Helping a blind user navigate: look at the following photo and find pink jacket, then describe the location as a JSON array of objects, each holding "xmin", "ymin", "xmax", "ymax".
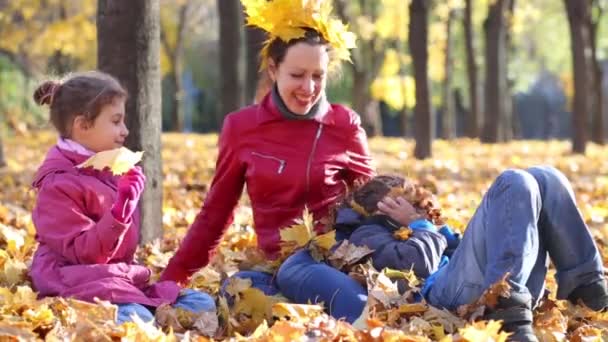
[{"xmin": 30, "ymin": 146, "xmax": 180, "ymax": 306}]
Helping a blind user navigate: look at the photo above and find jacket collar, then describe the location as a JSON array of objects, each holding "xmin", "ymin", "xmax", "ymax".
[
  {"xmin": 32, "ymin": 146, "xmax": 116, "ymax": 189},
  {"xmin": 256, "ymin": 91, "xmax": 334, "ymax": 126}
]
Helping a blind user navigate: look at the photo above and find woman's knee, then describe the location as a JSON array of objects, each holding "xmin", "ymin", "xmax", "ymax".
[
  {"xmin": 526, "ymin": 165, "xmax": 573, "ymax": 193},
  {"xmin": 276, "ymin": 250, "xmax": 314, "ymax": 290},
  {"xmin": 116, "ymin": 303, "xmax": 155, "ymax": 324},
  {"xmin": 174, "ymin": 289, "xmax": 216, "ymax": 313},
  {"xmin": 493, "ymin": 169, "xmax": 540, "ymax": 199}
]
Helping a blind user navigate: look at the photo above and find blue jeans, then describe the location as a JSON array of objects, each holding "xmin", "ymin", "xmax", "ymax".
[
  {"xmin": 116, "ymin": 289, "xmax": 216, "ymax": 324},
  {"xmin": 220, "ymin": 270, "xmax": 281, "ymax": 303},
  {"xmin": 276, "ymin": 249, "xmax": 367, "ymax": 323},
  {"xmin": 427, "ymin": 166, "xmax": 604, "ymax": 310}
]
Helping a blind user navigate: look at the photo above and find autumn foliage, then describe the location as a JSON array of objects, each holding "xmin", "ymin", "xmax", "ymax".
[{"xmin": 1, "ymin": 131, "xmax": 608, "ymax": 341}]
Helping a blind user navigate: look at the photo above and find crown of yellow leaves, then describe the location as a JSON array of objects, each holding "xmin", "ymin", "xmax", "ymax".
[{"xmin": 241, "ymin": 0, "xmax": 357, "ymax": 70}]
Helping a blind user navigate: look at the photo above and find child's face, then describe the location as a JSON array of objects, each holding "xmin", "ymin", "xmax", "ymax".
[{"xmin": 75, "ymin": 97, "xmax": 128, "ymax": 152}]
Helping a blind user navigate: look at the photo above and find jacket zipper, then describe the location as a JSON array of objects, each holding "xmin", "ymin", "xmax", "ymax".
[
  {"xmin": 251, "ymin": 152, "xmax": 286, "ymax": 174},
  {"xmin": 305, "ymin": 123, "xmax": 323, "ymax": 203}
]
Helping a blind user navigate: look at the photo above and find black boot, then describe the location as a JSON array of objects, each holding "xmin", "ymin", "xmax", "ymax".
[
  {"xmin": 567, "ymin": 279, "xmax": 608, "ymax": 311},
  {"xmin": 483, "ymin": 293, "xmax": 539, "ymax": 342}
]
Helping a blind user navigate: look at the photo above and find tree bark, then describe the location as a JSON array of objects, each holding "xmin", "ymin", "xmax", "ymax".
[
  {"xmin": 463, "ymin": 0, "xmax": 479, "ymax": 138},
  {"xmin": 334, "ymin": 0, "xmax": 384, "ymax": 137},
  {"xmin": 441, "ymin": 8, "xmax": 456, "ymax": 140},
  {"xmin": 160, "ymin": 3, "xmax": 189, "ymax": 132},
  {"xmin": 245, "ymin": 26, "xmax": 266, "ymax": 103},
  {"xmin": 481, "ymin": 0, "xmax": 509, "ymax": 143},
  {"xmin": 0, "ymin": 135, "xmax": 6, "ymax": 168},
  {"xmin": 409, "ymin": 0, "xmax": 433, "ymax": 159},
  {"xmin": 97, "ymin": 0, "xmax": 163, "ymax": 243},
  {"xmin": 564, "ymin": 0, "xmax": 592, "ymax": 153},
  {"xmin": 589, "ymin": 0, "xmax": 604, "ymax": 145},
  {"xmin": 217, "ymin": 0, "xmax": 243, "ymax": 124}
]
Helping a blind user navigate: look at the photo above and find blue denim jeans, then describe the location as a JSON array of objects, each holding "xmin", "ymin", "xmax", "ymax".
[
  {"xmin": 220, "ymin": 270, "xmax": 281, "ymax": 304},
  {"xmin": 427, "ymin": 166, "xmax": 604, "ymax": 310},
  {"xmin": 116, "ymin": 289, "xmax": 216, "ymax": 324},
  {"xmin": 276, "ymin": 249, "xmax": 367, "ymax": 323}
]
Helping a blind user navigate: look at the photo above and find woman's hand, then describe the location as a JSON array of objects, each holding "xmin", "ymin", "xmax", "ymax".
[{"xmin": 377, "ymin": 196, "xmax": 423, "ymax": 227}]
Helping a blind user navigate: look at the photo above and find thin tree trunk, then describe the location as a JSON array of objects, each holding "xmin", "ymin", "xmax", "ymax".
[
  {"xmin": 409, "ymin": 0, "xmax": 433, "ymax": 159},
  {"xmin": 97, "ymin": 0, "xmax": 163, "ymax": 243},
  {"xmin": 160, "ymin": 3, "xmax": 188, "ymax": 132},
  {"xmin": 0, "ymin": 135, "xmax": 6, "ymax": 168},
  {"xmin": 589, "ymin": 1, "xmax": 604, "ymax": 144},
  {"xmin": 501, "ymin": 0, "xmax": 516, "ymax": 142},
  {"xmin": 245, "ymin": 26, "xmax": 266, "ymax": 103},
  {"xmin": 463, "ymin": 0, "xmax": 479, "ymax": 138},
  {"xmin": 481, "ymin": 0, "xmax": 508, "ymax": 143},
  {"xmin": 217, "ymin": 0, "xmax": 243, "ymax": 124},
  {"xmin": 441, "ymin": 8, "xmax": 456, "ymax": 140},
  {"xmin": 564, "ymin": 0, "xmax": 591, "ymax": 153},
  {"xmin": 334, "ymin": 0, "xmax": 384, "ymax": 137}
]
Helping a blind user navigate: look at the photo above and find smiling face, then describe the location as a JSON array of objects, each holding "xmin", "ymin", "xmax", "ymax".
[
  {"xmin": 269, "ymin": 42, "xmax": 329, "ymax": 115},
  {"xmin": 72, "ymin": 97, "xmax": 129, "ymax": 152}
]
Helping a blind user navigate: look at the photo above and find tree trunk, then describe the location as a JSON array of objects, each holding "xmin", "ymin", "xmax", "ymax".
[
  {"xmin": 97, "ymin": 0, "xmax": 163, "ymax": 243},
  {"xmin": 501, "ymin": 0, "xmax": 516, "ymax": 142},
  {"xmin": 334, "ymin": 0, "xmax": 383, "ymax": 137},
  {"xmin": 564, "ymin": 0, "xmax": 591, "ymax": 153},
  {"xmin": 589, "ymin": 2, "xmax": 604, "ymax": 145},
  {"xmin": 163, "ymin": 4, "xmax": 189, "ymax": 132},
  {"xmin": 245, "ymin": 26, "xmax": 266, "ymax": 103},
  {"xmin": 217, "ymin": 0, "xmax": 243, "ymax": 124},
  {"xmin": 463, "ymin": 0, "xmax": 479, "ymax": 138},
  {"xmin": 409, "ymin": 0, "xmax": 433, "ymax": 159},
  {"xmin": 441, "ymin": 8, "xmax": 456, "ymax": 140},
  {"xmin": 481, "ymin": 0, "xmax": 509, "ymax": 143},
  {"xmin": 0, "ymin": 135, "xmax": 6, "ymax": 168}
]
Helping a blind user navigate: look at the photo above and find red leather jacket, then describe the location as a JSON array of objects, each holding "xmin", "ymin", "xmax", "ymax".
[{"xmin": 161, "ymin": 94, "xmax": 375, "ymax": 282}]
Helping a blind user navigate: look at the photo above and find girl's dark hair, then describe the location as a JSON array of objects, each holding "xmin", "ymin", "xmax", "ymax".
[
  {"xmin": 33, "ymin": 71, "xmax": 128, "ymax": 137},
  {"xmin": 351, "ymin": 175, "xmax": 446, "ymax": 225}
]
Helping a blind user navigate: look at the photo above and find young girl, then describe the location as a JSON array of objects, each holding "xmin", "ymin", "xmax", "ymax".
[{"xmin": 30, "ymin": 71, "xmax": 215, "ymax": 325}]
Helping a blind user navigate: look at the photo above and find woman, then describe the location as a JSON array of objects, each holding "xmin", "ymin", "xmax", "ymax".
[{"xmin": 161, "ymin": 0, "xmax": 374, "ymax": 295}]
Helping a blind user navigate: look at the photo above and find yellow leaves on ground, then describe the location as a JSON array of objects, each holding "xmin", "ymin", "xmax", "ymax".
[
  {"xmin": 457, "ymin": 320, "xmax": 510, "ymax": 342},
  {"xmin": 271, "ymin": 302, "xmax": 324, "ymax": 322},
  {"xmin": 3, "ymin": 132, "xmax": 608, "ymax": 340},
  {"xmin": 279, "ymin": 208, "xmax": 336, "ymax": 261},
  {"xmin": 77, "ymin": 147, "xmax": 144, "ymax": 175}
]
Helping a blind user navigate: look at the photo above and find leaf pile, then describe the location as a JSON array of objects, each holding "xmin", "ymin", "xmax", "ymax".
[{"xmin": 1, "ymin": 131, "xmax": 608, "ymax": 340}]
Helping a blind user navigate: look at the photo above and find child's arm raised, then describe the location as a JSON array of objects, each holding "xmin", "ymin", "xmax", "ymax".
[{"xmin": 33, "ymin": 169, "xmax": 144, "ymax": 265}]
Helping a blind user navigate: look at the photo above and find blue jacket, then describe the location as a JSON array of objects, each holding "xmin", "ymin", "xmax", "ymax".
[{"xmin": 336, "ymin": 208, "xmax": 460, "ymax": 280}]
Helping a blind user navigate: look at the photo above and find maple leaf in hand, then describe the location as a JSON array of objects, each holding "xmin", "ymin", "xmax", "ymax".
[{"xmin": 77, "ymin": 147, "xmax": 143, "ymax": 175}]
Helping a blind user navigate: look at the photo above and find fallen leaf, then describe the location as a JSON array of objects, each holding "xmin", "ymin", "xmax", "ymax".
[{"xmin": 77, "ymin": 147, "xmax": 143, "ymax": 175}]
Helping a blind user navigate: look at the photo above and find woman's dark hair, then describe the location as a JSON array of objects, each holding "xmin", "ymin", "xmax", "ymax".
[
  {"xmin": 33, "ymin": 71, "xmax": 128, "ymax": 137},
  {"xmin": 266, "ymin": 28, "xmax": 331, "ymax": 67}
]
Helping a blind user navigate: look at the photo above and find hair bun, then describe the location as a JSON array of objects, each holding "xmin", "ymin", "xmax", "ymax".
[{"xmin": 33, "ymin": 81, "xmax": 61, "ymax": 106}]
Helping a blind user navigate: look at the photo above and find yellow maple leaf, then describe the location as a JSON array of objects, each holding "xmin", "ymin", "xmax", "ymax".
[
  {"xmin": 313, "ymin": 230, "xmax": 336, "ymax": 250},
  {"xmin": 77, "ymin": 147, "xmax": 143, "ymax": 175},
  {"xmin": 458, "ymin": 320, "xmax": 510, "ymax": 342},
  {"xmin": 271, "ymin": 303, "xmax": 324, "ymax": 322},
  {"xmin": 393, "ymin": 227, "xmax": 413, "ymax": 240}
]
